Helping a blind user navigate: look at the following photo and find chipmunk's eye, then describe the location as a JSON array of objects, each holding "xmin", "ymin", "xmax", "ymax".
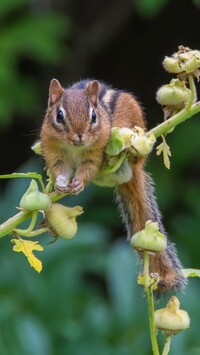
[
  {"xmin": 56, "ymin": 110, "xmax": 64, "ymax": 124},
  {"xmin": 91, "ymin": 109, "xmax": 97, "ymax": 124}
]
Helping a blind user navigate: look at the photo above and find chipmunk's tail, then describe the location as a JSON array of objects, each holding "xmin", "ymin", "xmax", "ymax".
[{"xmin": 116, "ymin": 162, "xmax": 187, "ymax": 294}]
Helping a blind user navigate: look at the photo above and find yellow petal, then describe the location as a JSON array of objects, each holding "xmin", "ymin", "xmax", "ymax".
[{"xmin": 11, "ymin": 238, "xmax": 43, "ymax": 273}]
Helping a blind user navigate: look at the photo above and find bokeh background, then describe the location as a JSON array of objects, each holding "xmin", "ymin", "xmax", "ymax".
[{"xmin": 0, "ymin": 0, "xmax": 200, "ymax": 354}]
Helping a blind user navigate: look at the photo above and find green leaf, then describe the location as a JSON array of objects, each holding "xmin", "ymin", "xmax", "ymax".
[
  {"xmin": 106, "ymin": 128, "xmax": 125, "ymax": 156},
  {"xmin": 182, "ymin": 268, "xmax": 200, "ymax": 278},
  {"xmin": 156, "ymin": 135, "xmax": 171, "ymax": 169}
]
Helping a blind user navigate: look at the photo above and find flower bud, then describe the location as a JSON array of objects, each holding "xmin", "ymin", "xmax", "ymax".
[
  {"xmin": 156, "ymin": 79, "xmax": 190, "ymax": 106},
  {"xmin": 45, "ymin": 203, "xmax": 83, "ymax": 240},
  {"xmin": 106, "ymin": 127, "xmax": 134, "ymax": 156},
  {"xmin": 20, "ymin": 180, "xmax": 51, "ymax": 211},
  {"xmin": 31, "ymin": 141, "xmax": 42, "ymax": 155},
  {"xmin": 131, "ymin": 127, "xmax": 156, "ymax": 156},
  {"xmin": 185, "ymin": 55, "xmax": 200, "ymax": 74},
  {"xmin": 155, "ymin": 296, "xmax": 190, "ymax": 335},
  {"xmin": 163, "ymin": 46, "xmax": 200, "ymax": 78},
  {"xmin": 130, "ymin": 220, "xmax": 167, "ymax": 253},
  {"xmin": 162, "ymin": 56, "xmax": 182, "ymax": 74}
]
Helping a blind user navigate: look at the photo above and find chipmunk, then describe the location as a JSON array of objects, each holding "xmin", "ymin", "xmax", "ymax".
[{"xmin": 40, "ymin": 78, "xmax": 186, "ymax": 294}]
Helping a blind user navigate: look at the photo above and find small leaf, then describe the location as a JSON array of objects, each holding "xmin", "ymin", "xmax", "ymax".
[
  {"xmin": 156, "ymin": 135, "xmax": 171, "ymax": 169},
  {"xmin": 11, "ymin": 238, "xmax": 43, "ymax": 273},
  {"xmin": 182, "ymin": 268, "xmax": 200, "ymax": 278}
]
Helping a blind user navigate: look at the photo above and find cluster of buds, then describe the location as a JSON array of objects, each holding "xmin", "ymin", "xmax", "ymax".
[
  {"xmin": 19, "ymin": 179, "xmax": 83, "ymax": 240},
  {"xmin": 163, "ymin": 45, "xmax": 200, "ymax": 79},
  {"xmin": 156, "ymin": 46, "xmax": 200, "ymax": 120},
  {"xmin": 106, "ymin": 127, "xmax": 155, "ymax": 158}
]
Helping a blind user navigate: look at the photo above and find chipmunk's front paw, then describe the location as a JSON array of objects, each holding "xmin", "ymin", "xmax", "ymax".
[
  {"xmin": 55, "ymin": 175, "xmax": 71, "ymax": 193},
  {"xmin": 70, "ymin": 177, "xmax": 84, "ymax": 195}
]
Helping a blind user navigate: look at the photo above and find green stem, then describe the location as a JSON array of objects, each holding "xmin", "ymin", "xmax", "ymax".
[
  {"xmin": 0, "ymin": 211, "xmax": 31, "ymax": 238},
  {"xmin": 162, "ymin": 336, "xmax": 172, "ymax": 355},
  {"xmin": 0, "ymin": 173, "xmax": 45, "ymax": 192},
  {"xmin": 143, "ymin": 251, "xmax": 160, "ymax": 355},
  {"xmin": 14, "ymin": 210, "xmax": 38, "ymax": 236},
  {"xmin": 143, "ymin": 252, "xmax": 150, "ymax": 289},
  {"xmin": 147, "ymin": 101, "xmax": 200, "ymax": 138},
  {"xmin": 187, "ymin": 75, "xmax": 197, "ymax": 108},
  {"xmin": 20, "ymin": 227, "xmax": 49, "ymax": 237}
]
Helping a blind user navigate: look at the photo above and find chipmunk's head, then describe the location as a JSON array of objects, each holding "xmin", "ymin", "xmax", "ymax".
[{"xmin": 43, "ymin": 78, "xmax": 109, "ymax": 149}]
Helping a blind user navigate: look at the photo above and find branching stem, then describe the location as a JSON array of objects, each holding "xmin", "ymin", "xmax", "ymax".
[
  {"xmin": 147, "ymin": 101, "xmax": 200, "ymax": 138},
  {"xmin": 143, "ymin": 251, "xmax": 160, "ymax": 355}
]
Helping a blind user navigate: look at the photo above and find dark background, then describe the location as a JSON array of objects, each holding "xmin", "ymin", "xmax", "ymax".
[{"xmin": 0, "ymin": 0, "xmax": 200, "ymax": 354}]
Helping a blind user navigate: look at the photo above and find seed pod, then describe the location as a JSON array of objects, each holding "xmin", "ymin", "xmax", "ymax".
[
  {"xmin": 20, "ymin": 180, "xmax": 51, "ymax": 211},
  {"xmin": 45, "ymin": 203, "xmax": 83, "ymax": 240},
  {"xmin": 156, "ymin": 79, "xmax": 190, "ymax": 106},
  {"xmin": 155, "ymin": 296, "xmax": 190, "ymax": 335},
  {"xmin": 130, "ymin": 220, "xmax": 167, "ymax": 253}
]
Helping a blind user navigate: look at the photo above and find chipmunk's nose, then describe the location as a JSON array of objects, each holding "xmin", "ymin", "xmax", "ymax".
[{"xmin": 72, "ymin": 133, "xmax": 84, "ymax": 145}]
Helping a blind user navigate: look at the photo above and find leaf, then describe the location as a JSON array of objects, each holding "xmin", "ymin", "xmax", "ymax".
[
  {"xmin": 182, "ymin": 268, "xmax": 200, "ymax": 278},
  {"xmin": 11, "ymin": 238, "xmax": 43, "ymax": 273},
  {"xmin": 156, "ymin": 135, "xmax": 171, "ymax": 169}
]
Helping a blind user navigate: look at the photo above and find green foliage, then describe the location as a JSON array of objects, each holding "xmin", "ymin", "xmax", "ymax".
[
  {"xmin": 0, "ymin": 0, "xmax": 69, "ymax": 127},
  {"xmin": 133, "ymin": 0, "xmax": 170, "ymax": 18},
  {"xmin": 0, "ymin": 157, "xmax": 200, "ymax": 354}
]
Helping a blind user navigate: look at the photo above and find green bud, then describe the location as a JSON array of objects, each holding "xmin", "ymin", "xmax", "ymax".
[
  {"xmin": 31, "ymin": 141, "xmax": 42, "ymax": 155},
  {"xmin": 45, "ymin": 203, "xmax": 83, "ymax": 240},
  {"xmin": 20, "ymin": 180, "xmax": 51, "ymax": 211},
  {"xmin": 106, "ymin": 127, "xmax": 134, "ymax": 156},
  {"xmin": 155, "ymin": 296, "xmax": 190, "ymax": 335},
  {"xmin": 130, "ymin": 220, "xmax": 167, "ymax": 253},
  {"xmin": 131, "ymin": 127, "xmax": 156, "ymax": 156},
  {"xmin": 156, "ymin": 79, "xmax": 190, "ymax": 106},
  {"xmin": 162, "ymin": 56, "xmax": 182, "ymax": 74},
  {"xmin": 185, "ymin": 55, "xmax": 200, "ymax": 74}
]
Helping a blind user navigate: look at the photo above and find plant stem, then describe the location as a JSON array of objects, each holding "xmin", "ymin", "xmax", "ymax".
[
  {"xmin": 143, "ymin": 251, "xmax": 160, "ymax": 355},
  {"xmin": 20, "ymin": 227, "xmax": 49, "ymax": 237},
  {"xmin": 0, "ymin": 173, "xmax": 45, "ymax": 191},
  {"xmin": 187, "ymin": 75, "xmax": 197, "ymax": 108},
  {"xmin": 0, "ymin": 211, "xmax": 31, "ymax": 238},
  {"xmin": 147, "ymin": 101, "xmax": 200, "ymax": 138},
  {"xmin": 162, "ymin": 336, "xmax": 172, "ymax": 355},
  {"xmin": 14, "ymin": 210, "xmax": 38, "ymax": 236}
]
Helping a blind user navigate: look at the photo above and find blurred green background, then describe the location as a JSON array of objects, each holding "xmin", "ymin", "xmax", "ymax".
[{"xmin": 0, "ymin": 0, "xmax": 200, "ymax": 354}]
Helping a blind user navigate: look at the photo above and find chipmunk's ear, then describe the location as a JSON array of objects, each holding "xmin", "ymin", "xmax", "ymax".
[
  {"xmin": 86, "ymin": 80, "xmax": 99, "ymax": 107},
  {"xmin": 48, "ymin": 79, "xmax": 65, "ymax": 106}
]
